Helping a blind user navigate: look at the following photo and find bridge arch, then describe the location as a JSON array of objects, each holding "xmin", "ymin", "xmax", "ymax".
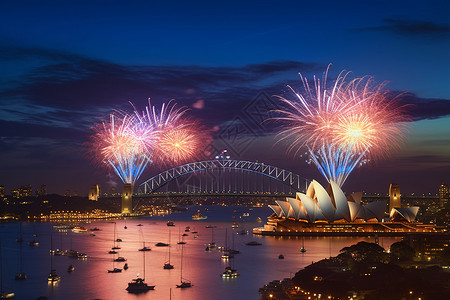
[{"xmin": 138, "ymin": 159, "xmax": 309, "ymax": 194}]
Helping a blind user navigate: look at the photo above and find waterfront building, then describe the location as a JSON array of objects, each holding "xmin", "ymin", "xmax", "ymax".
[
  {"xmin": 389, "ymin": 183, "xmax": 401, "ymax": 212},
  {"xmin": 438, "ymin": 183, "xmax": 449, "ymax": 208},
  {"xmin": 89, "ymin": 184, "xmax": 100, "ymax": 201},
  {"xmin": 405, "ymin": 233, "xmax": 450, "ymax": 261},
  {"xmin": 254, "ymin": 180, "xmax": 439, "ymax": 236},
  {"xmin": 122, "ymin": 183, "xmax": 133, "ymax": 214}
]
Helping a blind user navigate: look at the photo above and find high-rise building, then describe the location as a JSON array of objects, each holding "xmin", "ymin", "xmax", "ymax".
[
  {"xmin": 389, "ymin": 183, "xmax": 401, "ymax": 213},
  {"xmin": 122, "ymin": 184, "xmax": 133, "ymax": 214},
  {"xmin": 438, "ymin": 183, "xmax": 449, "ymax": 208},
  {"xmin": 11, "ymin": 185, "xmax": 32, "ymax": 198},
  {"xmin": 0, "ymin": 185, "xmax": 5, "ymax": 197},
  {"xmin": 89, "ymin": 184, "xmax": 100, "ymax": 201},
  {"xmin": 40, "ymin": 184, "xmax": 47, "ymax": 196}
]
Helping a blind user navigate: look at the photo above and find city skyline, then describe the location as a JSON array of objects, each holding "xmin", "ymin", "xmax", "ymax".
[{"xmin": 1, "ymin": 0, "xmax": 450, "ymax": 194}]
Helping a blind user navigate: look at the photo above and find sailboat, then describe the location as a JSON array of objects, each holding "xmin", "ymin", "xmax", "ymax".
[
  {"xmin": 15, "ymin": 222, "xmax": 23, "ymax": 243},
  {"xmin": 108, "ymin": 252, "xmax": 122, "ymax": 273},
  {"xmin": 205, "ymin": 227, "xmax": 216, "ymax": 251},
  {"xmin": 138, "ymin": 226, "xmax": 151, "ymax": 251},
  {"xmin": 176, "ymin": 243, "xmax": 192, "ymax": 288},
  {"xmin": 163, "ymin": 231, "xmax": 174, "ymax": 270},
  {"xmin": 111, "ymin": 223, "xmax": 120, "ymax": 250},
  {"xmin": 14, "ymin": 234, "xmax": 27, "ymax": 280},
  {"xmin": 176, "ymin": 228, "xmax": 186, "ymax": 245},
  {"xmin": 48, "ymin": 234, "xmax": 60, "ymax": 283},
  {"xmin": 229, "ymin": 230, "xmax": 240, "ymax": 254},
  {"xmin": 221, "ymin": 228, "xmax": 233, "ymax": 259},
  {"xmin": 1, "ymin": 240, "xmax": 15, "ymax": 299},
  {"xmin": 300, "ymin": 236, "xmax": 306, "ymax": 253},
  {"xmin": 126, "ymin": 245, "xmax": 155, "ymax": 293}
]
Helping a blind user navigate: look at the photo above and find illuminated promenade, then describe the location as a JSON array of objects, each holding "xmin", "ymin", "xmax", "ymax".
[{"xmin": 253, "ymin": 218, "xmax": 443, "ymax": 237}]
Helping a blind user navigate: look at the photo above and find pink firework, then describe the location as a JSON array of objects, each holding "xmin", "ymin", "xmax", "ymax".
[
  {"xmin": 89, "ymin": 112, "xmax": 152, "ymax": 184},
  {"xmin": 275, "ymin": 67, "xmax": 351, "ymax": 154},
  {"xmin": 136, "ymin": 99, "xmax": 211, "ymax": 166},
  {"xmin": 274, "ymin": 66, "xmax": 408, "ymax": 186},
  {"xmin": 331, "ymin": 77, "xmax": 408, "ymax": 158},
  {"xmin": 152, "ymin": 122, "xmax": 210, "ymax": 164}
]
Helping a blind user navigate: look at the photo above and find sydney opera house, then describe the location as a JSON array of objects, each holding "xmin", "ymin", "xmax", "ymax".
[{"xmin": 254, "ymin": 180, "xmax": 440, "ymax": 236}]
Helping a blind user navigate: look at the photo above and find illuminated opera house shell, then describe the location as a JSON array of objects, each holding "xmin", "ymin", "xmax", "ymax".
[{"xmin": 269, "ymin": 180, "xmax": 418, "ymax": 223}]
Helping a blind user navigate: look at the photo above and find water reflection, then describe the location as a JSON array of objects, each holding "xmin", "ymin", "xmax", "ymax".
[{"xmin": 0, "ymin": 207, "xmax": 400, "ymax": 299}]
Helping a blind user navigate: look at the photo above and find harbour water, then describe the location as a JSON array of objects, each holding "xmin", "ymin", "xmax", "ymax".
[{"xmin": 0, "ymin": 206, "xmax": 401, "ymax": 300}]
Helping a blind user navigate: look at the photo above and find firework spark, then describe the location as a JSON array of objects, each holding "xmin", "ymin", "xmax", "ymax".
[
  {"xmin": 90, "ymin": 113, "xmax": 153, "ymax": 184},
  {"xmin": 275, "ymin": 66, "xmax": 408, "ymax": 186},
  {"xmin": 141, "ymin": 100, "xmax": 211, "ymax": 165}
]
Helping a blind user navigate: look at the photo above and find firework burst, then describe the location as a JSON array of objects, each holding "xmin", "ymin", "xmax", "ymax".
[
  {"xmin": 90, "ymin": 112, "xmax": 153, "ymax": 184},
  {"xmin": 90, "ymin": 99, "xmax": 211, "ymax": 186},
  {"xmin": 275, "ymin": 66, "xmax": 408, "ymax": 186},
  {"xmin": 140, "ymin": 100, "xmax": 211, "ymax": 165}
]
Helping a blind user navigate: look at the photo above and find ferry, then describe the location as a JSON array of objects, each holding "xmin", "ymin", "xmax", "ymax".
[
  {"xmin": 72, "ymin": 226, "xmax": 87, "ymax": 233},
  {"xmin": 192, "ymin": 210, "xmax": 207, "ymax": 220},
  {"xmin": 167, "ymin": 221, "xmax": 175, "ymax": 226},
  {"xmin": 221, "ymin": 266, "xmax": 240, "ymax": 278}
]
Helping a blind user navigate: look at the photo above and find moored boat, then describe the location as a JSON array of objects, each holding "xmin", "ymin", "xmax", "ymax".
[
  {"xmin": 221, "ymin": 266, "xmax": 240, "ymax": 278},
  {"xmin": 72, "ymin": 226, "xmax": 87, "ymax": 233},
  {"xmin": 245, "ymin": 241, "xmax": 262, "ymax": 246},
  {"xmin": 192, "ymin": 210, "xmax": 207, "ymax": 220},
  {"xmin": 108, "ymin": 268, "xmax": 122, "ymax": 273}
]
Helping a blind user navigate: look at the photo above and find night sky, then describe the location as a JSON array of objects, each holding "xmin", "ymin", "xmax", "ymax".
[{"xmin": 1, "ymin": 0, "xmax": 449, "ymax": 195}]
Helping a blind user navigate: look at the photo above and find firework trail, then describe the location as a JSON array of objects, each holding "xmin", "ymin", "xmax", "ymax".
[
  {"xmin": 275, "ymin": 66, "xmax": 407, "ymax": 186},
  {"xmin": 139, "ymin": 100, "xmax": 211, "ymax": 165},
  {"xmin": 90, "ymin": 99, "xmax": 211, "ymax": 186},
  {"xmin": 90, "ymin": 112, "xmax": 154, "ymax": 184}
]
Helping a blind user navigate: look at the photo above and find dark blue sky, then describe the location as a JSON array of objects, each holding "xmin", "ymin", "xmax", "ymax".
[{"xmin": 0, "ymin": 0, "xmax": 449, "ymax": 195}]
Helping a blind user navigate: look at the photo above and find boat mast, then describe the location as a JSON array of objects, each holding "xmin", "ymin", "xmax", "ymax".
[
  {"xmin": 232, "ymin": 229, "xmax": 235, "ymax": 250},
  {"xmin": 19, "ymin": 233, "xmax": 23, "ymax": 274},
  {"xmin": 180, "ymin": 243, "xmax": 183, "ymax": 282},
  {"xmin": 50, "ymin": 234, "xmax": 53, "ymax": 270},
  {"xmin": 113, "ymin": 222, "xmax": 116, "ymax": 248},
  {"xmin": 1, "ymin": 240, "xmax": 3, "ymax": 293},
  {"xmin": 225, "ymin": 228, "xmax": 228, "ymax": 250},
  {"xmin": 143, "ymin": 245, "xmax": 146, "ymax": 280}
]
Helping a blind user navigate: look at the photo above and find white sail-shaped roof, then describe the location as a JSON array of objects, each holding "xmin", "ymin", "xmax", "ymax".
[
  {"xmin": 275, "ymin": 200, "xmax": 295, "ymax": 219},
  {"xmin": 269, "ymin": 179, "xmax": 408, "ymax": 223},
  {"xmin": 347, "ymin": 192, "xmax": 362, "ymax": 204},
  {"xmin": 390, "ymin": 207, "xmax": 419, "ymax": 222},
  {"xmin": 297, "ymin": 193, "xmax": 319, "ymax": 222},
  {"xmin": 287, "ymin": 198, "xmax": 308, "ymax": 221},
  {"xmin": 330, "ymin": 181, "xmax": 351, "ymax": 221},
  {"xmin": 269, "ymin": 205, "xmax": 283, "ymax": 217},
  {"xmin": 364, "ymin": 201, "xmax": 387, "ymax": 221},
  {"xmin": 348, "ymin": 201, "xmax": 363, "ymax": 221},
  {"xmin": 311, "ymin": 180, "xmax": 335, "ymax": 221}
]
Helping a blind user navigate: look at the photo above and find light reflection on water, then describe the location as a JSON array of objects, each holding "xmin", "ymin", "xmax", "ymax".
[{"xmin": 0, "ymin": 206, "xmax": 400, "ymax": 300}]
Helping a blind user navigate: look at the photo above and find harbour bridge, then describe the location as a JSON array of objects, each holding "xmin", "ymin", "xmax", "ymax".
[{"xmin": 137, "ymin": 158, "xmax": 309, "ymax": 196}]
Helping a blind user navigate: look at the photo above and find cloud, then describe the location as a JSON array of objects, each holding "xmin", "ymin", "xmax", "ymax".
[
  {"xmin": 0, "ymin": 44, "xmax": 324, "ymax": 132},
  {"xmin": 192, "ymin": 99, "xmax": 205, "ymax": 109},
  {"xmin": 397, "ymin": 92, "xmax": 450, "ymax": 121},
  {"xmin": 357, "ymin": 18, "xmax": 450, "ymax": 37}
]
